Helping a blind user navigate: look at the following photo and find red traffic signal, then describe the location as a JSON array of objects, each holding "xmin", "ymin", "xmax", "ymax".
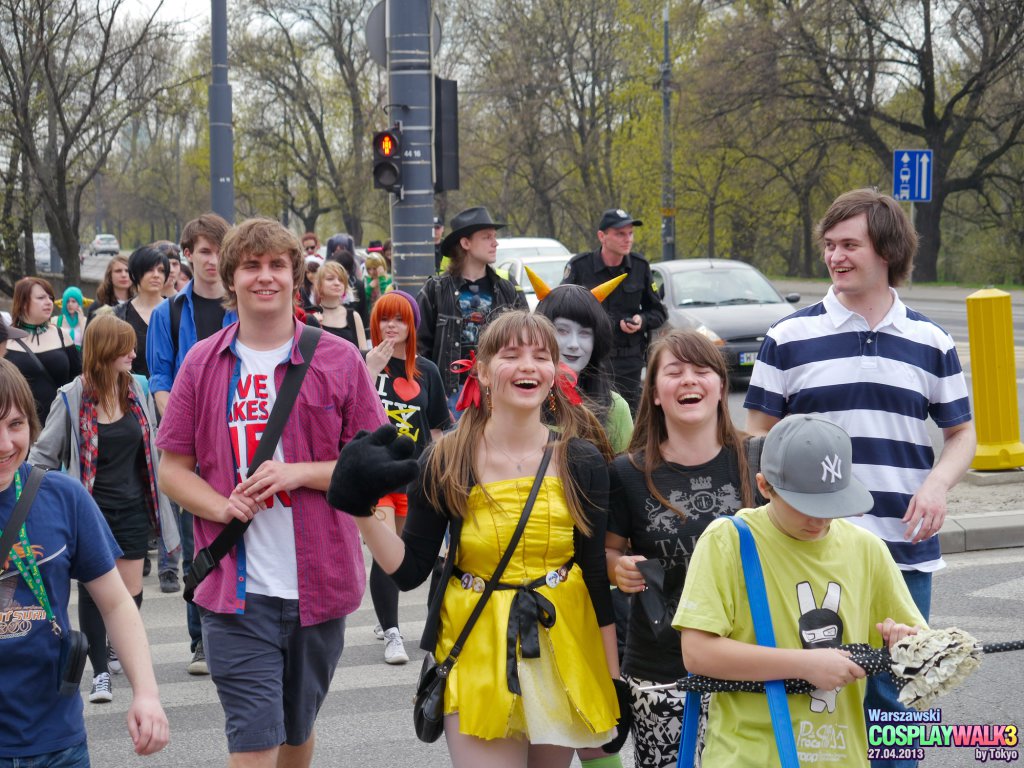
[{"xmin": 372, "ymin": 129, "xmax": 403, "ymax": 193}]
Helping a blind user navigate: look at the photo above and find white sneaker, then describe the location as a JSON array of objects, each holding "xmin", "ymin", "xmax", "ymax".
[
  {"xmin": 373, "ymin": 623, "xmax": 385, "ymax": 640},
  {"xmin": 107, "ymin": 644, "xmax": 122, "ymax": 674},
  {"xmin": 383, "ymin": 628, "xmax": 409, "ymax": 665},
  {"xmin": 89, "ymin": 672, "xmax": 112, "ymax": 703}
]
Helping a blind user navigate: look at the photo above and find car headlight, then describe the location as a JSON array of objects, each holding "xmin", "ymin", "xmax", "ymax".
[{"xmin": 695, "ymin": 324, "xmax": 725, "ymax": 345}]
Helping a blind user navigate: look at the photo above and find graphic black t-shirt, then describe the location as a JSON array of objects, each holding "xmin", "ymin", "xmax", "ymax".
[
  {"xmin": 608, "ymin": 447, "xmax": 744, "ymax": 682},
  {"xmin": 457, "ymin": 276, "xmax": 495, "ymax": 354},
  {"xmin": 373, "ymin": 356, "xmax": 450, "ymax": 490},
  {"xmin": 192, "ymin": 292, "xmax": 226, "ymax": 342}
]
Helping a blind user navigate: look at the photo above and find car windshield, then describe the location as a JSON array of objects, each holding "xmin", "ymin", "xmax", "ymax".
[
  {"xmin": 517, "ymin": 257, "xmax": 569, "ymax": 293},
  {"xmin": 672, "ymin": 268, "xmax": 781, "ymax": 307}
]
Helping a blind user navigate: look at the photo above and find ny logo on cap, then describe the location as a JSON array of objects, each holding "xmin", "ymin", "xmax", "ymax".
[
  {"xmin": 616, "ymin": 209, "xmax": 628, "ymax": 217},
  {"xmin": 821, "ymin": 454, "xmax": 842, "ymax": 483}
]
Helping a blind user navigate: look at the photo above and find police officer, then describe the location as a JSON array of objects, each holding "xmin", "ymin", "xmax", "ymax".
[{"xmin": 562, "ymin": 208, "xmax": 667, "ymax": 414}]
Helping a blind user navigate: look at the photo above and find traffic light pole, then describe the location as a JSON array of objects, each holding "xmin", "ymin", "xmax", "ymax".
[
  {"xmin": 660, "ymin": 4, "xmax": 675, "ymax": 261},
  {"xmin": 209, "ymin": 0, "xmax": 235, "ymax": 222},
  {"xmin": 386, "ymin": 0, "xmax": 435, "ymax": 294}
]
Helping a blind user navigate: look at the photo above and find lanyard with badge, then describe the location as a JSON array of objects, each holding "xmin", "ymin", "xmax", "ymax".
[
  {"xmin": 0, "ymin": 466, "xmax": 88, "ymax": 694},
  {"xmin": 4, "ymin": 471, "xmax": 61, "ymax": 636}
]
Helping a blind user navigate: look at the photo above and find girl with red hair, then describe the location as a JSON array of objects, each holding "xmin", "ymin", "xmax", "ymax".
[{"xmin": 364, "ymin": 290, "xmax": 451, "ymax": 664}]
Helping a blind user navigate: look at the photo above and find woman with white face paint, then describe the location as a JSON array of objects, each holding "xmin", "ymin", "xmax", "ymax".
[{"xmin": 531, "ymin": 272, "xmax": 634, "ymax": 454}]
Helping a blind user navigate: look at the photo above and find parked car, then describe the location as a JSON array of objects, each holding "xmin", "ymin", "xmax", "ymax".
[
  {"xmin": 89, "ymin": 234, "xmax": 120, "ymax": 257},
  {"xmin": 496, "ymin": 237, "xmax": 573, "ymax": 309},
  {"xmin": 651, "ymin": 258, "xmax": 800, "ymax": 378}
]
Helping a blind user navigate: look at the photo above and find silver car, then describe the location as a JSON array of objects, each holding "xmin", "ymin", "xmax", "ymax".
[{"xmin": 496, "ymin": 237, "xmax": 573, "ymax": 310}]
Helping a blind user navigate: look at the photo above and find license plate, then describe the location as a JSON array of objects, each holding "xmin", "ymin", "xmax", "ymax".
[{"xmin": 739, "ymin": 352, "xmax": 758, "ymax": 366}]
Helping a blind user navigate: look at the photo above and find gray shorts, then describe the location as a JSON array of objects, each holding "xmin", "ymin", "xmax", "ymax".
[{"xmin": 202, "ymin": 593, "xmax": 346, "ymax": 752}]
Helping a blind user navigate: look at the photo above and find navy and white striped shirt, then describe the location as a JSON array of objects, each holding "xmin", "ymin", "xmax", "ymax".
[{"xmin": 744, "ymin": 287, "xmax": 972, "ymax": 571}]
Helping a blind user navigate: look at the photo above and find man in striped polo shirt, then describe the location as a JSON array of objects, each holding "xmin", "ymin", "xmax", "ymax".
[{"xmin": 744, "ymin": 188, "xmax": 975, "ymax": 768}]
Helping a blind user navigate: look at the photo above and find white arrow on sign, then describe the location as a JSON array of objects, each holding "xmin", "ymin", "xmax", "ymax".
[
  {"xmin": 902, "ymin": 152, "xmax": 911, "ymax": 164},
  {"xmin": 918, "ymin": 153, "xmax": 930, "ymax": 199}
]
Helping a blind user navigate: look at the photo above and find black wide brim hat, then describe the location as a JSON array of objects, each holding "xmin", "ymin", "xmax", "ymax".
[{"xmin": 441, "ymin": 206, "xmax": 506, "ymax": 257}]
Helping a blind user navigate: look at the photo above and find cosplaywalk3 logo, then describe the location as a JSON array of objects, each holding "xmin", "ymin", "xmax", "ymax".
[{"xmin": 867, "ymin": 708, "xmax": 1019, "ymax": 763}]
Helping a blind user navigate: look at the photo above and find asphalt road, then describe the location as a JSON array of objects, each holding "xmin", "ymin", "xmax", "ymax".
[{"xmin": 79, "ymin": 546, "xmax": 1024, "ymax": 767}]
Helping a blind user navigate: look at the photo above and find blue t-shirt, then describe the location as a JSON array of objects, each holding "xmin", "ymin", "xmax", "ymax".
[{"xmin": 0, "ymin": 465, "xmax": 120, "ymax": 757}]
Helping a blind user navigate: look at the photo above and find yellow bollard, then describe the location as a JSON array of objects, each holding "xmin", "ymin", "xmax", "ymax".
[{"xmin": 966, "ymin": 289, "xmax": 1024, "ymax": 470}]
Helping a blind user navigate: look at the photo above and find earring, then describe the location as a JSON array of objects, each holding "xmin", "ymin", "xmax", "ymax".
[
  {"xmin": 485, "ymin": 386, "xmax": 493, "ymax": 415},
  {"xmin": 548, "ymin": 389, "xmax": 557, "ymax": 413}
]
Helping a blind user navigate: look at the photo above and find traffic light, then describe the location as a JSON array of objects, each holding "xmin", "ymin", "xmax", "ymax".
[{"xmin": 372, "ymin": 128, "xmax": 403, "ymax": 194}]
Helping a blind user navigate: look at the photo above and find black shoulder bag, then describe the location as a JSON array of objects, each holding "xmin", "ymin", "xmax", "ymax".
[
  {"xmin": 183, "ymin": 324, "xmax": 322, "ymax": 603},
  {"xmin": 413, "ymin": 438, "xmax": 554, "ymax": 743}
]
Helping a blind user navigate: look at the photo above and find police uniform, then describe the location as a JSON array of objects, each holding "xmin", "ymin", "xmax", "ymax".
[{"xmin": 562, "ymin": 210, "xmax": 666, "ymax": 413}]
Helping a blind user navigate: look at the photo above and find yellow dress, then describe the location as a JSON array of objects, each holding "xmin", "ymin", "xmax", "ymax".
[{"xmin": 437, "ymin": 475, "xmax": 619, "ymax": 744}]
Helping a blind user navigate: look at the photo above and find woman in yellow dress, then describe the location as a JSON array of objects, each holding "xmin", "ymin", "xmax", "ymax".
[{"xmin": 353, "ymin": 310, "xmax": 621, "ymax": 767}]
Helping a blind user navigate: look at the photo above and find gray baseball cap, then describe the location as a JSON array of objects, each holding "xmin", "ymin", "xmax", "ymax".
[{"xmin": 761, "ymin": 415, "xmax": 874, "ymax": 519}]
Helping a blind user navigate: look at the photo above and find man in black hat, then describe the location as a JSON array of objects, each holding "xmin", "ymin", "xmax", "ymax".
[
  {"xmin": 417, "ymin": 206, "xmax": 528, "ymax": 415},
  {"xmin": 562, "ymin": 208, "xmax": 667, "ymax": 413}
]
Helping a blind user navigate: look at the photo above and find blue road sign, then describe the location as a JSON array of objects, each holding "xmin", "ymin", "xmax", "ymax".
[{"xmin": 893, "ymin": 149, "xmax": 933, "ymax": 202}]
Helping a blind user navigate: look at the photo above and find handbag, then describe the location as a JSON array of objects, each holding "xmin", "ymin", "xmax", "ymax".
[
  {"xmin": 183, "ymin": 324, "xmax": 321, "ymax": 603},
  {"xmin": 413, "ymin": 437, "xmax": 554, "ymax": 743},
  {"xmin": 677, "ymin": 516, "xmax": 799, "ymax": 767}
]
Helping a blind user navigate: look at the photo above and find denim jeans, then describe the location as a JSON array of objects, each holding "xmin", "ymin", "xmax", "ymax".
[
  {"xmin": 864, "ymin": 569, "xmax": 931, "ymax": 768},
  {"xmin": 0, "ymin": 742, "xmax": 89, "ymax": 768},
  {"xmin": 157, "ymin": 501, "xmax": 184, "ymax": 574}
]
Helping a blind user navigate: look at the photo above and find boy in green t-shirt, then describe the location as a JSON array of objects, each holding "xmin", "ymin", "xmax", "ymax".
[{"xmin": 674, "ymin": 415, "xmax": 925, "ymax": 767}]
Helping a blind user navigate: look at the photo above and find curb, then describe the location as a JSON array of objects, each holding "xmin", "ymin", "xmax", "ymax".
[{"xmin": 940, "ymin": 511, "xmax": 1024, "ymax": 555}]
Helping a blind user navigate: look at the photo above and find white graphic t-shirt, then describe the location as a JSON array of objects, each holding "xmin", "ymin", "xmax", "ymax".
[{"xmin": 229, "ymin": 339, "xmax": 297, "ymax": 598}]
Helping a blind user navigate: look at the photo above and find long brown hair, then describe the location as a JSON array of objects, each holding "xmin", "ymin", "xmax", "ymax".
[
  {"xmin": 629, "ymin": 329, "xmax": 755, "ymax": 515},
  {"xmin": 423, "ymin": 310, "xmax": 611, "ymax": 534},
  {"xmin": 82, "ymin": 315, "xmax": 136, "ymax": 415},
  {"xmin": 95, "ymin": 254, "xmax": 135, "ymax": 306}
]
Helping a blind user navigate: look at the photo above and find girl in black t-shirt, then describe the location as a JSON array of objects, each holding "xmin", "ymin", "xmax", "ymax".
[
  {"xmin": 29, "ymin": 315, "xmax": 175, "ymax": 705},
  {"xmin": 363, "ymin": 291, "xmax": 450, "ymax": 665},
  {"xmin": 606, "ymin": 329, "xmax": 762, "ymax": 768}
]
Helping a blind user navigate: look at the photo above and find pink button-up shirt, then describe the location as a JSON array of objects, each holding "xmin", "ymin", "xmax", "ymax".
[{"xmin": 156, "ymin": 321, "xmax": 386, "ymax": 625}]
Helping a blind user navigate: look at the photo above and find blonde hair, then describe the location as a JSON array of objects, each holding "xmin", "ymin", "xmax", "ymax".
[
  {"xmin": 314, "ymin": 261, "xmax": 350, "ymax": 303},
  {"xmin": 422, "ymin": 310, "xmax": 611, "ymax": 534}
]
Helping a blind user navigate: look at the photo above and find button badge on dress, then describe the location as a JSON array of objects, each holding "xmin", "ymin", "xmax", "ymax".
[
  {"xmin": 545, "ymin": 571, "xmax": 561, "ymax": 589},
  {"xmin": 472, "ymin": 576, "xmax": 486, "ymax": 593},
  {"xmin": 460, "ymin": 573, "xmax": 474, "ymax": 590}
]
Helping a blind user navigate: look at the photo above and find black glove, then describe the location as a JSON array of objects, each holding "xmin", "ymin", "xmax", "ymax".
[
  {"xmin": 601, "ymin": 677, "xmax": 633, "ymax": 754},
  {"xmin": 327, "ymin": 425, "xmax": 419, "ymax": 517}
]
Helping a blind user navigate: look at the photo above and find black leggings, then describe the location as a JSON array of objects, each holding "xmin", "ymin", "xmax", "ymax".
[
  {"xmin": 369, "ymin": 561, "xmax": 399, "ymax": 630},
  {"xmin": 79, "ymin": 583, "xmax": 142, "ymax": 674}
]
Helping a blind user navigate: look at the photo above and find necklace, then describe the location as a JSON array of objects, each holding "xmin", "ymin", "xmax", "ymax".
[
  {"xmin": 17, "ymin": 320, "xmax": 49, "ymax": 342},
  {"xmin": 319, "ymin": 302, "xmax": 342, "ymax": 310},
  {"xmin": 486, "ymin": 435, "xmax": 547, "ymax": 472}
]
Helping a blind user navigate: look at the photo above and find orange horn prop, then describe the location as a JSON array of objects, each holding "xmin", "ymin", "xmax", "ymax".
[
  {"xmin": 591, "ymin": 273, "xmax": 628, "ymax": 303},
  {"xmin": 523, "ymin": 266, "xmax": 551, "ymax": 301}
]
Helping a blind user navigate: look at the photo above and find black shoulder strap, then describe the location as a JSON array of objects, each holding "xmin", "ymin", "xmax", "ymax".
[
  {"xmin": 437, "ymin": 435, "xmax": 554, "ymax": 674},
  {"xmin": 13, "ymin": 339, "xmax": 58, "ymax": 389},
  {"xmin": 183, "ymin": 324, "xmax": 323, "ymax": 602},
  {"xmin": 0, "ymin": 466, "xmax": 46, "ymax": 572},
  {"xmin": 170, "ymin": 292, "xmax": 186, "ymax": 360}
]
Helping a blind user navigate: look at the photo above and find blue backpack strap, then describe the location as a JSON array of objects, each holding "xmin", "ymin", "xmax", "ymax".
[
  {"xmin": 730, "ymin": 515, "xmax": 800, "ymax": 767},
  {"xmin": 677, "ymin": 516, "xmax": 800, "ymax": 768}
]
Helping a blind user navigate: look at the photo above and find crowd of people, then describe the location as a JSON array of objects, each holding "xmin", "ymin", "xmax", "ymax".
[{"xmin": 0, "ymin": 189, "xmax": 976, "ymax": 768}]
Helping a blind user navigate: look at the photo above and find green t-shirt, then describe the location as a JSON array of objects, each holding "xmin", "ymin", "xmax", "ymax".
[
  {"xmin": 673, "ymin": 506, "xmax": 925, "ymax": 768},
  {"xmin": 605, "ymin": 390, "xmax": 633, "ymax": 454}
]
